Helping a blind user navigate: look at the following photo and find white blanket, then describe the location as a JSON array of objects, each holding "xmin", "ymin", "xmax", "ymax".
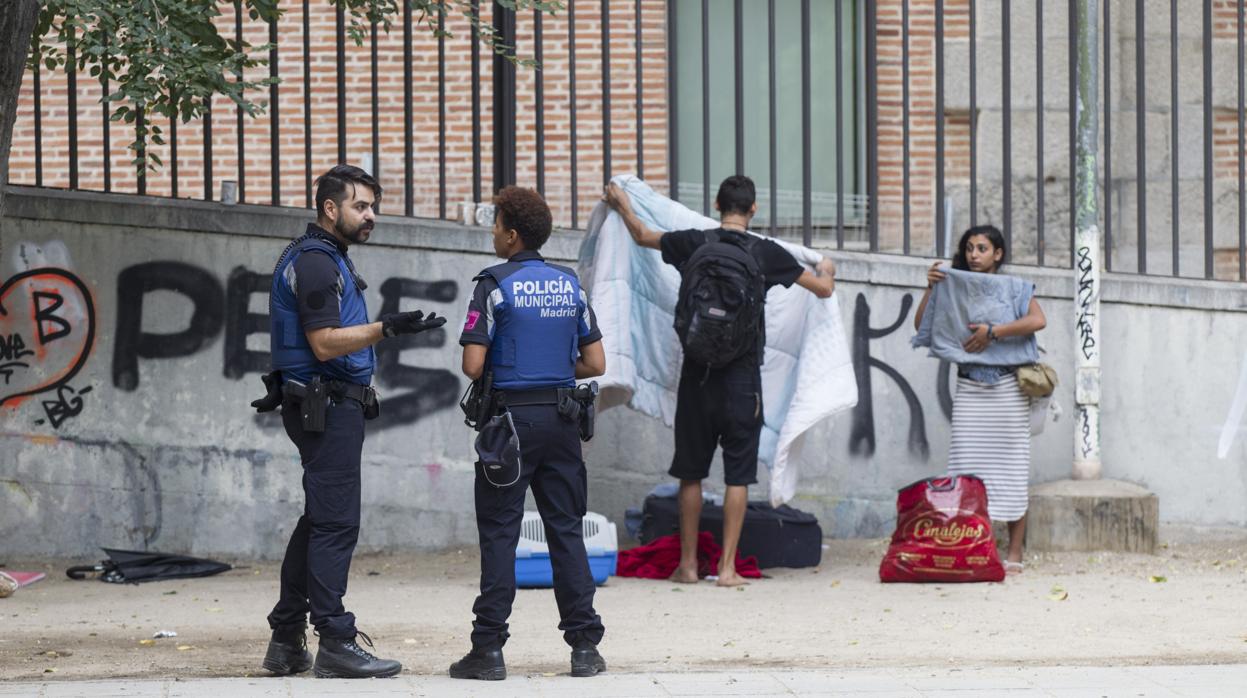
[{"xmin": 578, "ymin": 175, "xmax": 857, "ymax": 505}]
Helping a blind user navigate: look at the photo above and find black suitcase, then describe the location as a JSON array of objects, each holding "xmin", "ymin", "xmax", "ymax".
[{"xmin": 637, "ymin": 496, "xmax": 823, "ymax": 569}]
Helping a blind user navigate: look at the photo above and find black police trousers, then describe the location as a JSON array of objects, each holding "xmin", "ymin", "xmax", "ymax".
[
  {"xmin": 471, "ymin": 403, "xmax": 605, "ymax": 650},
  {"xmin": 267, "ymin": 397, "xmax": 364, "ymax": 640}
]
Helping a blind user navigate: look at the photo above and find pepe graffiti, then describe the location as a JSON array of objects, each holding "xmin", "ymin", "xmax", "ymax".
[{"xmin": 0, "ymin": 268, "xmax": 97, "ymax": 426}]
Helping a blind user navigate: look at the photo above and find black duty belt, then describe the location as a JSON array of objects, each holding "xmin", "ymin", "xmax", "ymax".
[
  {"xmin": 494, "ymin": 387, "xmax": 563, "ymax": 407},
  {"xmin": 284, "ymin": 378, "xmax": 373, "ymax": 405}
]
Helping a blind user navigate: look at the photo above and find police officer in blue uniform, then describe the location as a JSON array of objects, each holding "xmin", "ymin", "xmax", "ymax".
[
  {"xmin": 258, "ymin": 165, "xmax": 446, "ymax": 679},
  {"xmin": 450, "ymin": 186, "xmax": 608, "ymax": 680}
]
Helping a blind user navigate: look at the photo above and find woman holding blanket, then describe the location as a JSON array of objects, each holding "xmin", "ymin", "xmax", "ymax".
[{"xmin": 912, "ymin": 225, "xmax": 1046, "ymax": 574}]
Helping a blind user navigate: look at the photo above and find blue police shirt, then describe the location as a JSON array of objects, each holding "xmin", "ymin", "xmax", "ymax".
[
  {"xmin": 458, "ymin": 250, "xmax": 601, "ymax": 390},
  {"xmin": 269, "ymin": 224, "xmax": 376, "ymax": 386}
]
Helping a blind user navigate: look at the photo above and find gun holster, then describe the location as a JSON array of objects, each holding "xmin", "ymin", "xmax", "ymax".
[
  {"xmin": 566, "ymin": 381, "xmax": 599, "ymax": 442},
  {"xmin": 283, "ymin": 377, "xmax": 328, "ymax": 433},
  {"xmin": 460, "ymin": 370, "xmax": 496, "ymax": 432}
]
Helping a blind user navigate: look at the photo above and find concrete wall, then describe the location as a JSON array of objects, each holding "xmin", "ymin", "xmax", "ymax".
[{"xmin": 3, "ymin": 188, "xmax": 1247, "ymax": 558}]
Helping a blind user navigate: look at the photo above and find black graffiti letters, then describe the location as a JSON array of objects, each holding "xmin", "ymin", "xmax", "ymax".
[
  {"xmin": 0, "ymin": 333, "xmax": 34, "ymax": 383},
  {"xmin": 113, "ymin": 262, "xmax": 226, "ymax": 391},
  {"xmin": 1076, "ymin": 246, "xmax": 1097, "ymax": 361},
  {"xmin": 34, "ymin": 291, "xmax": 72, "ymax": 344},
  {"xmin": 372, "ymin": 277, "xmax": 461, "ymax": 429},
  {"xmin": 38, "ymin": 384, "xmax": 92, "ymax": 429},
  {"xmin": 849, "ymin": 293, "xmax": 930, "ymax": 459},
  {"xmin": 224, "ymin": 267, "xmax": 273, "ymax": 380}
]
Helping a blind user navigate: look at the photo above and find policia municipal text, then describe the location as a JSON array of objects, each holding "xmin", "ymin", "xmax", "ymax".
[
  {"xmin": 254, "ymin": 165, "xmax": 447, "ymax": 679},
  {"xmin": 450, "ymin": 186, "xmax": 608, "ymax": 680}
]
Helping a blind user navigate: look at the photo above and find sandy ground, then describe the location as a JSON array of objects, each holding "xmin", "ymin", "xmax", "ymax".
[{"xmin": 3, "ymin": 531, "xmax": 1247, "ymax": 682}]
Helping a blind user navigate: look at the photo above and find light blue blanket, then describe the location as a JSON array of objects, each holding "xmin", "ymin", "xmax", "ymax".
[{"xmin": 911, "ymin": 266, "xmax": 1039, "ymax": 368}]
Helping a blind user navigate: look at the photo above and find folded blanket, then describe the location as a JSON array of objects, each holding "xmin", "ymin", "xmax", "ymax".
[
  {"xmin": 578, "ymin": 175, "xmax": 857, "ymax": 505},
  {"xmin": 615, "ymin": 531, "xmax": 762, "ymax": 580},
  {"xmin": 911, "ymin": 266, "xmax": 1040, "ymax": 367}
]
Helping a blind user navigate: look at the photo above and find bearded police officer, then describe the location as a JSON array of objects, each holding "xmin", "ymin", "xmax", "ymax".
[
  {"xmin": 450, "ymin": 186, "xmax": 608, "ymax": 680},
  {"xmin": 258, "ymin": 164, "xmax": 446, "ymax": 679}
]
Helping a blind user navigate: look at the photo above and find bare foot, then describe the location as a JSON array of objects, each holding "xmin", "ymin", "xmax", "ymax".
[
  {"xmin": 670, "ymin": 566, "xmax": 699, "ymax": 584},
  {"xmin": 715, "ymin": 572, "xmax": 749, "ymax": 587}
]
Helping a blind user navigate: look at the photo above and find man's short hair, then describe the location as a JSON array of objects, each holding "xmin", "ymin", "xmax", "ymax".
[
  {"xmin": 494, "ymin": 186, "xmax": 553, "ymax": 250},
  {"xmin": 314, "ymin": 164, "xmax": 382, "ymax": 217},
  {"xmin": 715, "ymin": 175, "xmax": 756, "ymax": 216}
]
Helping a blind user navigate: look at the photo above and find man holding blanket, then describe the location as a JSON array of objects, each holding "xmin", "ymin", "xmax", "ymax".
[{"xmin": 605, "ymin": 175, "xmax": 836, "ymax": 586}]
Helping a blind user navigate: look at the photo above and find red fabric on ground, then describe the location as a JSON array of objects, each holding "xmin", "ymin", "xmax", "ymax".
[{"xmin": 616, "ymin": 532, "xmax": 762, "ymax": 579}]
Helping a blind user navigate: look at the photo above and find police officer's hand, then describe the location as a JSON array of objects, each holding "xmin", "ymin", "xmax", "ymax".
[{"xmin": 381, "ymin": 310, "xmax": 447, "ymax": 337}]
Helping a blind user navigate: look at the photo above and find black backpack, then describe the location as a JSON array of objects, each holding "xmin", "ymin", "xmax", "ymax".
[{"xmin": 673, "ymin": 230, "xmax": 766, "ymax": 367}]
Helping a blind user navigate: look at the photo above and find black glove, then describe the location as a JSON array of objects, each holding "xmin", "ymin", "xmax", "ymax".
[
  {"xmin": 381, "ymin": 310, "xmax": 447, "ymax": 337},
  {"xmin": 250, "ymin": 370, "xmax": 283, "ymax": 413}
]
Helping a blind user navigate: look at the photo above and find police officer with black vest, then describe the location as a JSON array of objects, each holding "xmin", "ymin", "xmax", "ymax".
[
  {"xmin": 450, "ymin": 186, "xmax": 608, "ymax": 680},
  {"xmin": 256, "ymin": 165, "xmax": 446, "ymax": 679}
]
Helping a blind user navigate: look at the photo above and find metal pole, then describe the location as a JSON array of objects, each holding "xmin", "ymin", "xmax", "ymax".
[{"xmin": 1073, "ymin": 0, "xmax": 1101, "ymax": 480}]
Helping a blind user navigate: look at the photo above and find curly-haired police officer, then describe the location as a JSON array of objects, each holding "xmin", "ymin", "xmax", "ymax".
[
  {"xmin": 259, "ymin": 165, "xmax": 446, "ymax": 679},
  {"xmin": 450, "ymin": 186, "xmax": 608, "ymax": 680}
]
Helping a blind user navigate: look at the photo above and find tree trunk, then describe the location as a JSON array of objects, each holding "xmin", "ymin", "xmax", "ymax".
[{"xmin": 0, "ymin": 0, "xmax": 39, "ymax": 264}]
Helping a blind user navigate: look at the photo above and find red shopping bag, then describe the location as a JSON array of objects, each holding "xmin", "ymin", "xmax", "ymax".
[{"xmin": 878, "ymin": 475, "xmax": 1005, "ymax": 583}]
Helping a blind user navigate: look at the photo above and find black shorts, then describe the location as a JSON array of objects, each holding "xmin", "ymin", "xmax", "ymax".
[{"xmin": 669, "ymin": 358, "xmax": 764, "ymax": 487}]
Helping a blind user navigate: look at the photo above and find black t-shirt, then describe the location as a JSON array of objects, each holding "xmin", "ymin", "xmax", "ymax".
[
  {"xmin": 292, "ymin": 228, "xmax": 350, "ymax": 331},
  {"xmin": 659, "ymin": 228, "xmax": 804, "ymax": 290},
  {"xmin": 659, "ymin": 228, "xmax": 804, "ymax": 370}
]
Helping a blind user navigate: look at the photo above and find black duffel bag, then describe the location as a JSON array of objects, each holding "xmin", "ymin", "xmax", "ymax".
[{"xmin": 638, "ymin": 495, "xmax": 823, "ymax": 569}]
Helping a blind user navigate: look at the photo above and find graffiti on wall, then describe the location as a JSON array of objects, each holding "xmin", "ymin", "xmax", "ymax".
[
  {"xmin": 849, "ymin": 293, "xmax": 930, "ymax": 459},
  {"xmin": 0, "ymin": 267, "xmax": 96, "ymax": 427}
]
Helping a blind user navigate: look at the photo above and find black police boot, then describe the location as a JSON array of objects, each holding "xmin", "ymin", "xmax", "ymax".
[
  {"xmin": 570, "ymin": 641, "xmax": 607, "ymax": 678},
  {"xmin": 261, "ymin": 622, "xmax": 313, "ymax": 676},
  {"xmin": 448, "ymin": 646, "xmax": 506, "ymax": 681},
  {"xmin": 312, "ymin": 631, "xmax": 402, "ymax": 679}
]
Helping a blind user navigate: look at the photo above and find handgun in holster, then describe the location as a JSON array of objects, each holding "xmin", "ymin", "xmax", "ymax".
[
  {"xmin": 572, "ymin": 381, "xmax": 599, "ymax": 442},
  {"xmin": 283, "ymin": 376, "xmax": 328, "ymax": 433},
  {"xmin": 460, "ymin": 367, "xmax": 495, "ymax": 432}
]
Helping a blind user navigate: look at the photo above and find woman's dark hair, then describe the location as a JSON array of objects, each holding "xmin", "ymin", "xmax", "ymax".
[
  {"xmin": 494, "ymin": 186, "xmax": 553, "ymax": 250},
  {"xmin": 314, "ymin": 164, "xmax": 382, "ymax": 217},
  {"xmin": 715, "ymin": 175, "xmax": 756, "ymax": 216},
  {"xmin": 952, "ymin": 225, "xmax": 1006, "ymax": 271}
]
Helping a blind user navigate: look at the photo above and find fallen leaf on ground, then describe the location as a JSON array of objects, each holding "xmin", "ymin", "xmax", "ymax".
[
  {"xmin": 205, "ymin": 607, "xmax": 223, "ymax": 613},
  {"xmin": 43, "ymin": 668, "xmax": 56, "ymax": 674},
  {"xmin": 176, "ymin": 645, "xmax": 195, "ymax": 651},
  {"xmin": 1149, "ymin": 575, "xmax": 1167, "ymax": 583},
  {"xmin": 1048, "ymin": 586, "xmax": 1069, "ymax": 601},
  {"xmin": 138, "ymin": 640, "xmax": 156, "ymax": 646}
]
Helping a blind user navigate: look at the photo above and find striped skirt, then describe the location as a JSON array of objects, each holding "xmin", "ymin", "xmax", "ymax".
[{"xmin": 947, "ymin": 373, "xmax": 1031, "ymax": 522}]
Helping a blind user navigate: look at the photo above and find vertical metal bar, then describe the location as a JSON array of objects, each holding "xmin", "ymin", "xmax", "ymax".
[
  {"xmin": 494, "ymin": 3, "xmax": 518, "ymax": 192},
  {"xmin": 1171, "ymin": 0, "xmax": 1179, "ymax": 275},
  {"xmin": 1204, "ymin": 0, "xmax": 1214, "ymax": 279},
  {"xmin": 438, "ymin": 10, "xmax": 446, "ymax": 218},
  {"xmin": 170, "ymin": 117, "xmax": 178, "ymax": 199},
  {"xmin": 205, "ymin": 102, "xmax": 214, "ymax": 201},
  {"xmin": 67, "ymin": 27, "xmax": 78, "ymax": 190},
  {"xmin": 970, "ymin": 0, "xmax": 977, "ymax": 227},
  {"xmin": 472, "ymin": 0, "xmax": 482, "ymax": 206},
  {"xmin": 1105, "ymin": 0, "xmax": 1113, "ymax": 270},
  {"xmin": 370, "ymin": 19, "xmax": 379, "ymax": 212},
  {"xmin": 137, "ymin": 108, "xmax": 146, "ymax": 195},
  {"xmin": 839, "ymin": 0, "xmax": 847, "ymax": 250},
  {"xmin": 602, "ymin": 0, "xmax": 612, "ymax": 188},
  {"xmin": 734, "ymin": 0, "xmax": 744, "ymax": 175},
  {"xmin": 236, "ymin": 1, "xmax": 246, "ymax": 202},
  {"xmin": 1136, "ymin": 0, "xmax": 1147, "ymax": 273},
  {"xmin": 1069, "ymin": 0, "xmax": 1076, "ymax": 266},
  {"xmin": 768, "ymin": 0, "xmax": 777, "ymax": 236},
  {"xmin": 668, "ymin": 0, "xmax": 679, "ymax": 200},
  {"xmin": 1036, "ymin": 0, "xmax": 1045, "ymax": 265},
  {"xmin": 102, "ymin": 36, "xmax": 111, "ymax": 192},
  {"xmin": 1239, "ymin": 0, "xmax": 1245, "ymax": 280},
  {"xmin": 866, "ymin": 0, "xmax": 880, "ymax": 251},
  {"xmin": 702, "ymin": 0, "xmax": 711, "ymax": 216},
  {"xmin": 33, "ymin": 59, "xmax": 42, "ymax": 187},
  {"xmin": 570, "ymin": 0, "xmax": 579, "ymax": 227},
  {"xmin": 336, "ymin": 4, "xmax": 347, "ymax": 164},
  {"xmin": 271, "ymin": 16, "xmax": 281, "ymax": 206},
  {"xmin": 801, "ymin": 0, "xmax": 812, "ymax": 245},
  {"xmin": 404, "ymin": 2, "xmax": 414, "ymax": 216},
  {"xmin": 1002, "ymin": 0, "xmax": 1011, "ymax": 261},
  {"xmin": 536, "ymin": 9, "xmax": 546, "ymax": 196},
  {"xmin": 303, "ymin": 0, "xmax": 312, "ymax": 207},
  {"xmin": 936, "ymin": 0, "xmax": 946, "ymax": 255},
  {"xmin": 636, "ymin": 0, "xmax": 645, "ymax": 181}
]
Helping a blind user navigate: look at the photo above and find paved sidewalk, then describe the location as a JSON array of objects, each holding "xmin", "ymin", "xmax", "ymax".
[{"xmin": 2, "ymin": 665, "xmax": 1245, "ymax": 697}]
